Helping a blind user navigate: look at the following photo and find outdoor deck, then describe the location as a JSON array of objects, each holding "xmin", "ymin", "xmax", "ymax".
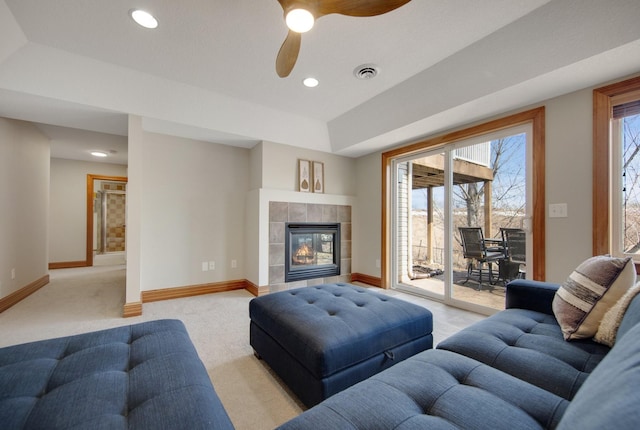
[{"xmin": 403, "ymin": 269, "xmax": 506, "ymax": 310}]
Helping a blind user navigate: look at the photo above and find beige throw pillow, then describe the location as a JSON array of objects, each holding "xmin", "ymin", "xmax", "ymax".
[
  {"xmin": 594, "ymin": 282, "xmax": 640, "ymax": 347},
  {"xmin": 552, "ymin": 255, "xmax": 636, "ymax": 341}
]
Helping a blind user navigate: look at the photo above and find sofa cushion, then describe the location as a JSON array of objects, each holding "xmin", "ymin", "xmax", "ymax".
[
  {"xmin": 437, "ymin": 308, "xmax": 610, "ymax": 400},
  {"xmin": 557, "ymin": 319, "xmax": 640, "ymax": 429},
  {"xmin": 552, "ymin": 255, "xmax": 635, "ymax": 340},
  {"xmin": 594, "ymin": 282, "xmax": 640, "ymax": 346},
  {"xmin": 277, "ymin": 349, "xmax": 569, "ymax": 430},
  {"xmin": 0, "ymin": 319, "xmax": 234, "ymax": 430}
]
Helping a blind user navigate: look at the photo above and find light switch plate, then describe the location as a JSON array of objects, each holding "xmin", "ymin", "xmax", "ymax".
[{"xmin": 549, "ymin": 203, "xmax": 568, "ymax": 218}]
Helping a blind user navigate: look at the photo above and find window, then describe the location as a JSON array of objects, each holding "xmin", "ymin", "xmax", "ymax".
[
  {"xmin": 612, "ymin": 95, "xmax": 640, "ymax": 257},
  {"xmin": 593, "ymin": 76, "xmax": 640, "ymax": 258}
]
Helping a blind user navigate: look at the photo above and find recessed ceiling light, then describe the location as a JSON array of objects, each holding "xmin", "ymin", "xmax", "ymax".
[
  {"xmin": 130, "ymin": 9, "xmax": 158, "ymax": 29},
  {"xmin": 91, "ymin": 151, "xmax": 108, "ymax": 158},
  {"xmin": 286, "ymin": 9, "xmax": 314, "ymax": 33},
  {"xmin": 303, "ymin": 77, "xmax": 319, "ymax": 88}
]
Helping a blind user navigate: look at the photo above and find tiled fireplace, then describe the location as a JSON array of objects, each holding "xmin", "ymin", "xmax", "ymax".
[{"xmin": 269, "ymin": 201, "xmax": 351, "ymax": 292}]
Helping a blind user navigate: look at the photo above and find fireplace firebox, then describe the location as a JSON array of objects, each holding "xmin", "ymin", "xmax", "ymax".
[{"xmin": 285, "ymin": 223, "xmax": 340, "ymax": 282}]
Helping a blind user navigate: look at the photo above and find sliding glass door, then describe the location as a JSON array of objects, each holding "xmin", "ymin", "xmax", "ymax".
[{"xmin": 391, "ymin": 125, "xmax": 532, "ymax": 313}]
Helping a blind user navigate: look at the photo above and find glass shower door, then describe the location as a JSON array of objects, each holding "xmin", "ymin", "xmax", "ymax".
[{"xmin": 94, "ymin": 184, "xmax": 126, "ymax": 255}]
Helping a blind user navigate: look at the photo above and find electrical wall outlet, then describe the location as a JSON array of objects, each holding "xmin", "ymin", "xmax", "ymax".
[
  {"xmin": 11, "ymin": 268, "xmax": 15, "ymax": 279},
  {"xmin": 375, "ymin": 259, "xmax": 381, "ymax": 268},
  {"xmin": 201, "ymin": 261, "xmax": 208, "ymax": 272},
  {"xmin": 209, "ymin": 261, "xmax": 216, "ymax": 270},
  {"xmin": 231, "ymin": 259, "xmax": 237, "ymax": 268}
]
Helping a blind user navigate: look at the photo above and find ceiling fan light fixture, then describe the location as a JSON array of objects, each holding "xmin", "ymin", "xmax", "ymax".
[
  {"xmin": 286, "ymin": 8, "xmax": 315, "ymax": 33},
  {"xmin": 303, "ymin": 77, "xmax": 319, "ymax": 88},
  {"xmin": 130, "ymin": 9, "xmax": 158, "ymax": 29}
]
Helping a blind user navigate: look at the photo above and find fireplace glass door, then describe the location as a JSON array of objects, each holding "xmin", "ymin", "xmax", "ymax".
[{"xmin": 285, "ymin": 223, "xmax": 340, "ymax": 282}]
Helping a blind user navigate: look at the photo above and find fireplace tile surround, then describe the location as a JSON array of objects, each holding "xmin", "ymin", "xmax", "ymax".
[{"xmin": 269, "ymin": 201, "xmax": 351, "ymax": 292}]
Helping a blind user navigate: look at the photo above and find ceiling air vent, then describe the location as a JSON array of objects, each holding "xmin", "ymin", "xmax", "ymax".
[{"xmin": 354, "ymin": 64, "xmax": 379, "ymax": 80}]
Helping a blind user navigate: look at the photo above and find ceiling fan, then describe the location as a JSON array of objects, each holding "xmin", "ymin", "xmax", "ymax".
[{"xmin": 275, "ymin": 0, "xmax": 413, "ymax": 78}]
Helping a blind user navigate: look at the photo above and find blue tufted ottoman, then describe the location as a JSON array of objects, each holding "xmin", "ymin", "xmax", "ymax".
[{"xmin": 249, "ymin": 283, "xmax": 433, "ymax": 407}]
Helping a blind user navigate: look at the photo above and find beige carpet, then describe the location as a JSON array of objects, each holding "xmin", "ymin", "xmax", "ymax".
[{"xmin": 0, "ymin": 266, "xmax": 485, "ymax": 429}]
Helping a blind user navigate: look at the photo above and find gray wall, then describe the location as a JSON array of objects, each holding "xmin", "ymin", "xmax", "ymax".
[
  {"xmin": 0, "ymin": 118, "xmax": 49, "ymax": 298},
  {"xmin": 49, "ymin": 158, "xmax": 127, "ymax": 263},
  {"xmin": 135, "ymin": 131, "xmax": 250, "ymax": 291}
]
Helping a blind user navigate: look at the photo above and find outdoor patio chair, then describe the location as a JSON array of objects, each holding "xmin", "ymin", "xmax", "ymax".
[
  {"xmin": 458, "ymin": 227, "xmax": 505, "ymax": 290},
  {"xmin": 500, "ymin": 227, "xmax": 526, "ymax": 281}
]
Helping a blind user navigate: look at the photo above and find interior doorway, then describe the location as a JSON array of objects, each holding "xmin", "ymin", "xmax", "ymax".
[{"xmin": 86, "ymin": 174, "xmax": 128, "ymax": 267}]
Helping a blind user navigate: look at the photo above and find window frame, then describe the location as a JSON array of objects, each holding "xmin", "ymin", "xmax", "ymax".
[
  {"xmin": 593, "ymin": 76, "xmax": 640, "ymax": 257},
  {"xmin": 381, "ymin": 107, "xmax": 546, "ymax": 289}
]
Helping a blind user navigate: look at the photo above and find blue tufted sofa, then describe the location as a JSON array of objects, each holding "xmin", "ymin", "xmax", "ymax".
[
  {"xmin": 278, "ymin": 279, "xmax": 640, "ymax": 429},
  {"xmin": 0, "ymin": 319, "xmax": 234, "ymax": 430}
]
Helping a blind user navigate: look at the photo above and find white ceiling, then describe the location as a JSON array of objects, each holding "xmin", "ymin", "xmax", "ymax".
[{"xmin": 1, "ymin": 0, "xmax": 639, "ymax": 164}]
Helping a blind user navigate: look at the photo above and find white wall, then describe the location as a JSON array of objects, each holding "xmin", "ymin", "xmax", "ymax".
[
  {"xmin": 245, "ymin": 188, "xmax": 260, "ymax": 286},
  {"xmin": 49, "ymin": 158, "xmax": 127, "ymax": 263},
  {"xmin": 543, "ymin": 88, "xmax": 594, "ymax": 281},
  {"xmin": 126, "ymin": 115, "xmax": 143, "ymax": 304},
  {"xmin": 137, "ymin": 131, "xmax": 249, "ymax": 291},
  {"xmin": 0, "ymin": 117, "xmax": 49, "ymax": 298},
  {"xmin": 248, "ymin": 142, "xmax": 263, "ymax": 191},
  {"xmin": 261, "ymin": 141, "xmax": 356, "ymax": 195},
  {"xmin": 123, "ymin": 128, "xmax": 359, "ymax": 300},
  {"xmin": 353, "ymin": 152, "xmax": 382, "ymax": 277}
]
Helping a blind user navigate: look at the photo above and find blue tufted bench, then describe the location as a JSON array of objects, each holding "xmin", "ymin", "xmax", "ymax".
[
  {"xmin": 249, "ymin": 282, "xmax": 433, "ymax": 407},
  {"xmin": 0, "ymin": 319, "xmax": 234, "ymax": 430}
]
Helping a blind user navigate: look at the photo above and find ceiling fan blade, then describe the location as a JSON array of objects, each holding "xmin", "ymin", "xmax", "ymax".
[
  {"xmin": 276, "ymin": 30, "xmax": 302, "ymax": 78},
  {"xmin": 273, "ymin": 0, "xmax": 411, "ymax": 77},
  {"xmin": 276, "ymin": 0, "xmax": 411, "ymax": 18},
  {"xmin": 315, "ymin": 0, "xmax": 412, "ymax": 18}
]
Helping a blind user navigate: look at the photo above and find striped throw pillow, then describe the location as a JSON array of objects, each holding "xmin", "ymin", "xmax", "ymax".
[{"xmin": 553, "ymin": 255, "xmax": 636, "ymax": 341}]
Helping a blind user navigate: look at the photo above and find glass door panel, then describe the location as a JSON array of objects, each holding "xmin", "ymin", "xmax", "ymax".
[
  {"xmin": 394, "ymin": 153, "xmax": 447, "ymax": 299},
  {"xmin": 93, "ymin": 180, "xmax": 127, "ymax": 255},
  {"xmin": 450, "ymin": 134, "xmax": 526, "ymax": 310},
  {"xmin": 105, "ymin": 192, "xmax": 126, "ymax": 253}
]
